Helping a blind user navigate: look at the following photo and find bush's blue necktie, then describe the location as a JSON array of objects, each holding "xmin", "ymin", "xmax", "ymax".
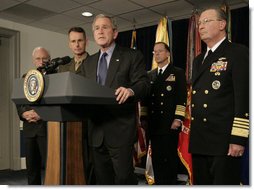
[{"xmin": 98, "ymin": 52, "xmax": 108, "ymax": 85}]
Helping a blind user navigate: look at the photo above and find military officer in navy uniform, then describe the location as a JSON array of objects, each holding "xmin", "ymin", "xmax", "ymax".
[
  {"xmin": 189, "ymin": 7, "xmax": 249, "ymax": 185},
  {"xmin": 147, "ymin": 42, "xmax": 187, "ymax": 184}
]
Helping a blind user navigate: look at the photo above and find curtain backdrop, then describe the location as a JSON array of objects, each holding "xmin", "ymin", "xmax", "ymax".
[{"xmin": 116, "ymin": 6, "xmax": 248, "ymax": 71}]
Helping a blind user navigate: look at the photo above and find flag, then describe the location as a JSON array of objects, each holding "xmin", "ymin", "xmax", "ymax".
[
  {"xmin": 131, "ymin": 29, "xmax": 137, "ymax": 49},
  {"xmin": 145, "ymin": 141, "xmax": 155, "ymax": 185},
  {"xmin": 167, "ymin": 17, "xmax": 173, "ymax": 63},
  {"xmin": 133, "ymin": 102, "xmax": 147, "ymax": 166},
  {"xmin": 177, "ymin": 13, "xmax": 201, "ymax": 185},
  {"xmin": 131, "ymin": 30, "xmax": 147, "ymax": 166},
  {"xmin": 151, "ymin": 17, "xmax": 169, "ymax": 69},
  {"xmin": 221, "ymin": 1, "xmax": 232, "ymax": 41}
]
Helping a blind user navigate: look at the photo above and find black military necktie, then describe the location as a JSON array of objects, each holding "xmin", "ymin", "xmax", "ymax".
[
  {"xmin": 158, "ymin": 68, "xmax": 163, "ymax": 76},
  {"xmin": 202, "ymin": 49, "xmax": 213, "ymax": 64},
  {"xmin": 98, "ymin": 52, "xmax": 108, "ymax": 85}
]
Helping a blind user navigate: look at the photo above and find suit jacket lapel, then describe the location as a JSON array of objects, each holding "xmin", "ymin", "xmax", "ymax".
[
  {"xmin": 162, "ymin": 64, "xmax": 173, "ymax": 79},
  {"xmin": 105, "ymin": 45, "xmax": 121, "ymax": 87},
  {"xmin": 90, "ymin": 52, "xmax": 100, "ymax": 81}
]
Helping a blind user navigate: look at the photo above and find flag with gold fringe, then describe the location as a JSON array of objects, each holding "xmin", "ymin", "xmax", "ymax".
[
  {"xmin": 133, "ymin": 102, "xmax": 147, "ymax": 166},
  {"xmin": 177, "ymin": 12, "xmax": 201, "ymax": 185},
  {"xmin": 131, "ymin": 29, "xmax": 147, "ymax": 167},
  {"xmin": 151, "ymin": 17, "xmax": 169, "ymax": 70},
  {"xmin": 131, "ymin": 29, "xmax": 137, "ymax": 49},
  {"xmin": 145, "ymin": 140, "xmax": 155, "ymax": 185}
]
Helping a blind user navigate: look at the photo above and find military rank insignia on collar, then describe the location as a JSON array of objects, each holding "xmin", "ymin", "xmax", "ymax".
[
  {"xmin": 210, "ymin": 57, "xmax": 228, "ymax": 73},
  {"xmin": 166, "ymin": 74, "xmax": 175, "ymax": 81}
]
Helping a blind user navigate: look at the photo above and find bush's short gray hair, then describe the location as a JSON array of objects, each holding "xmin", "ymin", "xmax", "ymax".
[{"xmin": 92, "ymin": 14, "xmax": 118, "ymax": 31}]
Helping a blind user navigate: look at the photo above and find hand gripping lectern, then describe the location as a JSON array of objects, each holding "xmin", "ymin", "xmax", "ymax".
[{"xmin": 12, "ymin": 72, "xmax": 116, "ymax": 185}]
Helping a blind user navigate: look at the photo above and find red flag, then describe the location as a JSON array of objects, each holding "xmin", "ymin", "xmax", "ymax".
[
  {"xmin": 131, "ymin": 30, "xmax": 147, "ymax": 166},
  {"xmin": 177, "ymin": 13, "xmax": 201, "ymax": 185},
  {"xmin": 133, "ymin": 102, "xmax": 147, "ymax": 166}
]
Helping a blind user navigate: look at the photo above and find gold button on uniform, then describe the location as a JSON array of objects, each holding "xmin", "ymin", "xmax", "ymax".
[
  {"xmin": 203, "ymin": 104, "xmax": 207, "ymax": 108},
  {"xmin": 191, "ymin": 104, "xmax": 194, "ymax": 108},
  {"xmin": 161, "ymin": 102, "xmax": 164, "ymax": 105},
  {"xmin": 203, "ymin": 118, "xmax": 207, "ymax": 122},
  {"xmin": 245, "ymin": 113, "xmax": 249, "ymax": 117},
  {"xmin": 161, "ymin": 111, "xmax": 163, "ymax": 114},
  {"xmin": 204, "ymin": 90, "xmax": 209, "ymax": 94},
  {"xmin": 192, "ymin": 90, "xmax": 196, "ymax": 94},
  {"xmin": 161, "ymin": 93, "xmax": 164, "ymax": 97},
  {"xmin": 191, "ymin": 117, "xmax": 194, "ymax": 121}
]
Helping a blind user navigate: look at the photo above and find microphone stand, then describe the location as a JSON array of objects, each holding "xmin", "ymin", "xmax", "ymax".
[{"xmin": 37, "ymin": 62, "xmax": 58, "ymax": 75}]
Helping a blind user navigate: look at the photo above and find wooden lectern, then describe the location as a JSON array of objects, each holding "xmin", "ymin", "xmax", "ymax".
[{"xmin": 12, "ymin": 72, "xmax": 116, "ymax": 185}]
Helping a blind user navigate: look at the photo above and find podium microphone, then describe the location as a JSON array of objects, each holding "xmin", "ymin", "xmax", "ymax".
[{"xmin": 38, "ymin": 56, "xmax": 71, "ymax": 74}]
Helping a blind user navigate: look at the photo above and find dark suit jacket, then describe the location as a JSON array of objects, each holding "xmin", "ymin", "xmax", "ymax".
[
  {"xmin": 17, "ymin": 72, "xmax": 47, "ymax": 137},
  {"xmin": 147, "ymin": 64, "xmax": 187, "ymax": 135},
  {"xmin": 80, "ymin": 44, "xmax": 149, "ymax": 148},
  {"xmin": 17, "ymin": 105, "xmax": 47, "ymax": 138},
  {"xmin": 189, "ymin": 39, "xmax": 249, "ymax": 155}
]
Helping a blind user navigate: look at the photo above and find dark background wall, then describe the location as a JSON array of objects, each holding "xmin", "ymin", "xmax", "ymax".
[{"xmin": 116, "ymin": 6, "xmax": 249, "ymax": 71}]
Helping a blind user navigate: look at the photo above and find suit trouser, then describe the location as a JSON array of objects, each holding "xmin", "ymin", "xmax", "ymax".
[
  {"xmin": 192, "ymin": 154, "xmax": 241, "ymax": 185},
  {"xmin": 25, "ymin": 135, "xmax": 46, "ymax": 185},
  {"xmin": 82, "ymin": 120, "xmax": 96, "ymax": 184},
  {"xmin": 91, "ymin": 142, "xmax": 137, "ymax": 185},
  {"xmin": 151, "ymin": 132, "xmax": 179, "ymax": 185}
]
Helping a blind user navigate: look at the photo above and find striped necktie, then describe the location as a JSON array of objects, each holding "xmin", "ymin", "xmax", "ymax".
[{"xmin": 75, "ymin": 61, "xmax": 82, "ymax": 71}]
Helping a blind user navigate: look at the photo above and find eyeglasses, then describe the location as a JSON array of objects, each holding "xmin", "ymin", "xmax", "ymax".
[
  {"xmin": 197, "ymin": 18, "xmax": 221, "ymax": 26},
  {"xmin": 35, "ymin": 57, "xmax": 50, "ymax": 62}
]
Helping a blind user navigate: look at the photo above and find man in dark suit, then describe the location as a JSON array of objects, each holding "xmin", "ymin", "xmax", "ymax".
[
  {"xmin": 189, "ymin": 7, "xmax": 249, "ymax": 185},
  {"xmin": 80, "ymin": 14, "xmax": 149, "ymax": 185},
  {"xmin": 147, "ymin": 42, "xmax": 187, "ymax": 184},
  {"xmin": 17, "ymin": 47, "xmax": 50, "ymax": 185}
]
